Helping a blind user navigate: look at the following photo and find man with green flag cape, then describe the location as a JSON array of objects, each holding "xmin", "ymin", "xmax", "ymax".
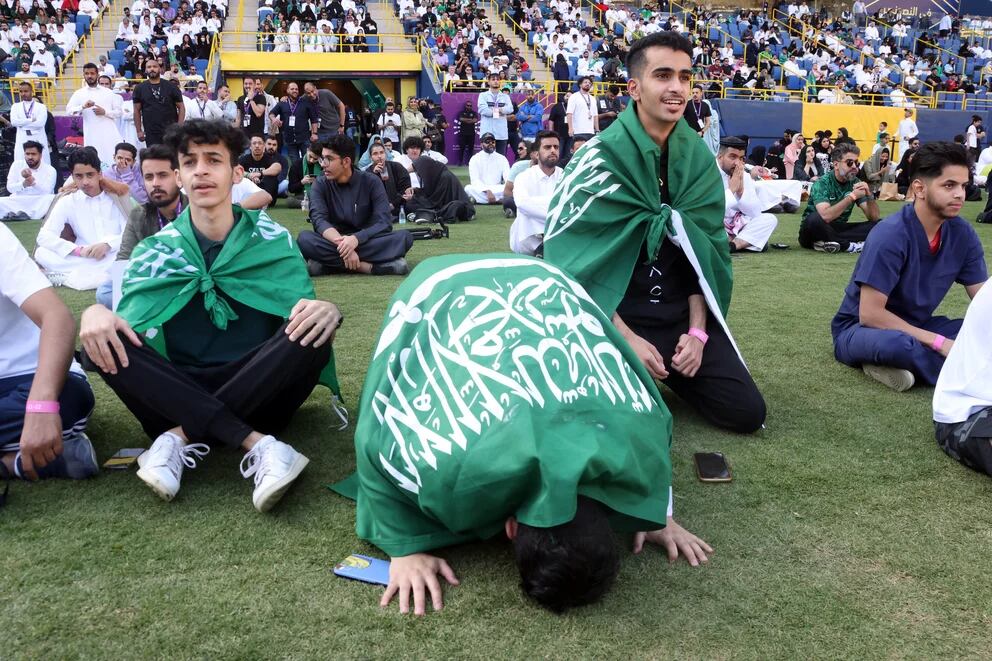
[
  {"xmin": 78, "ymin": 119, "xmax": 344, "ymax": 513},
  {"xmin": 543, "ymin": 31, "xmax": 765, "ymax": 434},
  {"xmin": 335, "ymin": 253, "xmax": 712, "ymax": 616}
]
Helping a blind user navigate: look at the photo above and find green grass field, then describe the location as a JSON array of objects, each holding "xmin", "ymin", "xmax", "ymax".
[{"xmin": 4, "ymin": 186, "xmax": 992, "ymax": 659}]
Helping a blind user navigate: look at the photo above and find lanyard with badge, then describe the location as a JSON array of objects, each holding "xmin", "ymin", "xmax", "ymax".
[
  {"xmin": 22, "ymin": 100, "xmax": 35, "ymax": 135},
  {"xmin": 197, "ymin": 98, "xmax": 207, "ymax": 118},
  {"xmin": 157, "ymin": 199, "xmax": 182, "ymax": 230},
  {"xmin": 243, "ymin": 95, "xmax": 253, "ymax": 127},
  {"xmin": 288, "ymin": 98, "xmax": 298, "ymax": 128}
]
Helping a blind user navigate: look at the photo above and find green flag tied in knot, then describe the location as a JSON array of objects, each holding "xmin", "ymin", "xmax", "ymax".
[
  {"xmin": 334, "ymin": 254, "xmax": 672, "ymax": 558},
  {"xmin": 543, "ymin": 102, "xmax": 734, "ymax": 325},
  {"xmin": 117, "ymin": 205, "xmax": 342, "ymax": 400}
]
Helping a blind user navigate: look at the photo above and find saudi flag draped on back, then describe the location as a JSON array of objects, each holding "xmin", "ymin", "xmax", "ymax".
[
  {"xmin": 338, "ymin": 254, "xmax": 673, "ymax": 558},
  {"xmin": 543, "ymin": 102, "xmax": 735, "ymax": 341}
]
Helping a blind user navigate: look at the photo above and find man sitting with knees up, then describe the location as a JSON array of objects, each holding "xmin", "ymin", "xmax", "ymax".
[
  {"xmin": 298, "ymin": 135, "xmax": 413, "ymax": 276},
  {"xmin": 716, "ymin": 136, "xmax": 778, "ymax": 253},
  {"xmin": 78, "ymin": 119, "xmax": 344, "ymax": 512},
  {"xmin": 832, "ymin": 142, "xmax": 986, "ymax": 392},
  {"xmin": 799, "ymin": 143, "xmax": 881, "ymax": 254},
  {"xmin": 465, "ymin": 132, "xmax": 510, "ymax": 204}
]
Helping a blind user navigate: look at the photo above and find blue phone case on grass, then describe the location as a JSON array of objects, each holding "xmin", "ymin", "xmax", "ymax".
[{"xmin": 333, "ymin": 554, "xmax": 391, "ymax": 585}]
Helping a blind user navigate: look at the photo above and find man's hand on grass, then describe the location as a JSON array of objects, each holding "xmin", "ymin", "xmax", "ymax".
[
  {"xmin": 633, "ymin": 517, "xmax": 713, "ymax": 566},
  {"xmin": 381, "ymin": 553, "xmax": 460, "ymax": 615}
]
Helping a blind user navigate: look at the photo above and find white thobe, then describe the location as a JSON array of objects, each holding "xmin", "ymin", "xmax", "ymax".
[
  {"xmin": 720, "ymin": 168, "xmax": 778, "ymax": 252},
  {"xmin": 466, "ymin": 151, "xmax": 510, "ymax": 203},
  {"xmin": 0, "ymin": 159, "xmax": 56, "ymax": 218},
  {"xmin": 509, "ymin": 165, "xmax": 562, "ymax": 255},
  {"xmin": 9, "ymin": 99, "xmax": 50, "ymax": 164},
  {"xmin": 423, "ymin": 149, "xmax": 447, "ymax": 164},
  {"xmin": 66, "ymin": 85, "xmax": 123, "ymax": 165},
  {"xmin": 31, "ymin": 51, "xmax": 55, "ymax": 77},
  {"xmin": 34, "ymin": 190, "xmax": 129, "ymax": 290},
  {"xmin": 897, "ymin": 117, "xmax": 918, "ymax": 156},
  {"xmin": 184, "ymin": 96, "xmax": 223, "ymax": 120},
  {"xmin": 118, "ymin": 99, "xmax": 143, "ymax": 149}
]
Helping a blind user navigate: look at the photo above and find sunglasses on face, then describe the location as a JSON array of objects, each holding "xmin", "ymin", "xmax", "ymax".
[{"xmin": 843, "ymin": 158, "xmax": 859, "ymax": 167}]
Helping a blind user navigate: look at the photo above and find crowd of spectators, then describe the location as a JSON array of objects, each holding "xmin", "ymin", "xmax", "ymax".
[
  {"xmin": 0, "ymin": 0, "xmax": 98, "ymax": 80},
  {"xmin": 255, "ymin": 0, "xmax": 379, "ymax": 53}
]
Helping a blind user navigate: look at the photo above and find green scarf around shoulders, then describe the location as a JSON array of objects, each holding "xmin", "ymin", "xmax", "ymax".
[
  {"xmin": 543, "ymin": 101, "xmax": 733, "ymax": 320},
  {"xmin": 117, "ymin": 205, "xmax": 340, "ymax": 397}
]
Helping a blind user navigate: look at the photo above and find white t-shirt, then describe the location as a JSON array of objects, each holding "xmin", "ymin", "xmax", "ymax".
[
  {"xmin": 566, "ymin": 91, "xmax": 596, "ymax": 135},
  {"xmin": 967, "ymin": 124, "xmax": 980, "ymax": 149},
  {"xmin": 231, "ymin": 177, "xmax": 265, "ymax": 205},
  {"xmin": 934, "ymin": 281, "xmax": 992, "ymax": 424},
  {"xmin": 0, "ymin": 222, "xmax": 66, "ymax": 380}
]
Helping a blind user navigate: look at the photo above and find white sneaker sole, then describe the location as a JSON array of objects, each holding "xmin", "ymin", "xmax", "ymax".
[
  {"xmin": 136, "ymin": 465, "xmax": 179, "ymax": 502},
  {"xmin": 862, "ymin": 364, "xmax": 915, "ymax": 392},
  {"xmin": 253, "ymin": 454, "xmax": 309, "ymax": 513}
]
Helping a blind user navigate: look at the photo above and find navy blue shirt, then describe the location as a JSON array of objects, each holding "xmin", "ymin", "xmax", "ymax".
[
  {"xmin": 831, "ymin": 204, "xmax": 987, "ymax": 338},
  {"xmin": 271, "ymin": 96, "xmax": 319, "ymax": 145}
]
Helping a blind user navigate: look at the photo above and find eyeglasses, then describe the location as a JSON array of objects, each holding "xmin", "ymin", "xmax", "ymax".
[{"xmin": 319, "ymin": 154, "xmax": 338, "ymax": 164}]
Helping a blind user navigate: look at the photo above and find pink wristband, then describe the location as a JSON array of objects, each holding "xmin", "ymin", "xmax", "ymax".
[
  {"xmin": 26, "ymin": 400, "xmax": 60, "ymax": 414},
  {"xmin": 72, "ymin": 246, "xmax": 82, "ymax": 256},
  {"xmin": 932, "ymin": 334, "xmax": 946, "ymax": 352},
  {"xmin": 688, "ymin": 327, "xmax": 709, "ymax": 345}
]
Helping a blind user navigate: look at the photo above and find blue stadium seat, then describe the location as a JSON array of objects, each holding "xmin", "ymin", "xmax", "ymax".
[
  {"xmin": 786, "ymin": 75, "xmax": 803, "ymax": 90},
  {"xmin": 75, "ymin": 15, "xmax": 91, "ymax": 37},
  {"xmin": 3, "ymin": 60, "xmax": 16, "ymax": 75},
  {"xmin": 193, "ymin": 58, "xmax": 208, "ymax": 75},
  {"xmin": 367, "ymin": 35, "xmax": 379, "ymax": 52},
  {"xmin": 521, "ymin": 70, "xmax": 532, "ymax": 80},
  {"xmin": 258, "ymin": 7, "xmax": 272, "ymax": 24},
  {"xmin": 527, "ymin": 30, "xmax": 534, "ymax": 46}
]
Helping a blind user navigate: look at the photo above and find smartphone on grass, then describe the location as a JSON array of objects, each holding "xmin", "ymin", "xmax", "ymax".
[
  {"xmin": 102, "ymin": 448, "xmax": 145, "ymax": 470},
  {"xmin": 334, "ymin": 554, "xmax": 391, "ymax": 586},
  {"xmin": 694, "ymin": 452, "xmax": 732, "ymax": 483}
]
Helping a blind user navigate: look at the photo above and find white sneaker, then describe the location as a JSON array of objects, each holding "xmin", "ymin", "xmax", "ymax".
[
  {"xmin": 135, "ymin": 432, "xmax": 210, "ymax": 501},
  {"xmin": 862, "ymin": 364, "xmax": 916, "ymax": 392},
  {"xmin": 847, "ymin": 241, "xmax": 865, "ymax": 253},
  {"xmin": 240, "ymin": 436, "xmax": 309, "ymax": 512}
]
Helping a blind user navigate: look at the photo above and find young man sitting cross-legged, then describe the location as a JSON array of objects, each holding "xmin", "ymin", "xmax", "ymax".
[
  {"xmin": 79, "ymin": 119, "xmax": 343, "ymax": 512},
  {"xmin": 831, "ymin": 142, "xmax": 987, "ymax": 392}
]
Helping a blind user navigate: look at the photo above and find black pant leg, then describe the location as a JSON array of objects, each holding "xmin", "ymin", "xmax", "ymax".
[
  {"xmin": 799, "ymin": 211, "xmax": 877, "ymax": 250},
  {"xmin": 297, "ymin": 230, "xmax": 346, "ymax": 270},
  {"xmin": 936, "ymin": 408, "xmax": 992, "ymax": 476},
  {"xmin": 81, "ymin": 335, "xmax": 255, "ymax": 448},
  {"xmin": 629, "ymin": 317, "xmax": 766, "ymax": 434}
]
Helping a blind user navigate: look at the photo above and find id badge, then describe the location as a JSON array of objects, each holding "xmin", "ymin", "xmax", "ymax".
[
  {"xmin": 288, "ymin": 115, "xmax": 296, "ymax": 127},
  {"xmin": 243, "ymin": 115, "xmax": 250, "ymax": 127}
]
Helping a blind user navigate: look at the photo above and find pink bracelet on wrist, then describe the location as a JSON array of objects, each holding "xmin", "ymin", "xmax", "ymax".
[
  {"xmin": 688, "ymin": 327, "xmax": 709, "ymax": 345},
  {"xmin": 932, "ymin": 334, "xmax": 946, "ymax": 352},
  {"xmin": 72, "ymin": 246, "xmax": 82, "ymax": 256},
  {"xmin": 26, "ymin": 400, "xmax": 60, "ymax": 414}
]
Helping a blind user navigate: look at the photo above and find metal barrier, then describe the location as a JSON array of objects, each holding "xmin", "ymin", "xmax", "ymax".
[{"xmin": 217, "ymin": 30, "xmax": 420, "ymax": 53}]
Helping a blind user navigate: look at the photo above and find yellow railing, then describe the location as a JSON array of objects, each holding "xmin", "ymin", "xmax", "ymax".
[
  {"xmin": 217, "ymin": 30, "xmax": 420, "ymax": 52},
  {"xmin": 204, "ymin": 31, "xmax": 221, "ymax": 87},
  {"xmin": 6, "ymin": 77, "xmax": 58, "ymax": 107}
]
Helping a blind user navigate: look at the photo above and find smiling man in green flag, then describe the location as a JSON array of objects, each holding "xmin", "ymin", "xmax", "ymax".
[
  {"xmin": 543, "ymin": 32, "xmax": 765, "ymax": 434},
  {"xmin": 337, "ymin": 254, "xmax": 711, "ymax": 616},
  {"xmin": 78, "ymin": 119, "xmax": 344, "ymax": 512}
]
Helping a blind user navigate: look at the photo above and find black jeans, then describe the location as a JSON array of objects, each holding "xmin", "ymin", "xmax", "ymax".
[
  {"xmin": 798, "ymin": 211, "xmax": 878, "ymax": 251},
  {"xmin": 935, "ymin": 407, "xmax": 992, "ymax": 477},
  {"xmin": 627, "ymin": 315, "xmax": 766, "ymax": 434},
  {"xmin": 81, "ymin": 323, "xmax": 329, "ymax": 449}
]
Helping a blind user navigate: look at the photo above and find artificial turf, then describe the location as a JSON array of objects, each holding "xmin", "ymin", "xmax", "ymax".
[{"xmin": 3, "ymin": 186, "xmax": 992, "ymax": 659}]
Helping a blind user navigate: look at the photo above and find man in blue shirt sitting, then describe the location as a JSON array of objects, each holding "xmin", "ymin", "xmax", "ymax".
[{"xmin": 831, "ymin": 142, "xmax": 988, "ymax": 392}]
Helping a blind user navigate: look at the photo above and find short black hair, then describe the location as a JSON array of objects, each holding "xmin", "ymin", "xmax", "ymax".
[
  {"xmin": 577, "ymin": 75, "xmax": 592, "ymax": 85},
  {"xmin": 908, "ymin": 141, "xmax": 971, "ymax": 181},
  {"xmin": 114, "ymin": 142, "xmax": 137, "ymax": 158},
  {"xmin": 82, "ymin": 62, "xmax": 97, "ymax": 71},
  {"xmin": 402, "ymin": 136, "xmax": 425, "ymax": 152},
  {"xmin": 139, "ymin": 143, "xmax": 178, "ymax": 170},
  {"xmin": 308, "ymin": 140, "xmax": 324, "ymax": 156},
  {"xmin": 830, "ymin": 143, "xmax": 860, "ymax": 163},
  {"xmin": 626, "ymin": 31, "xmax": 693, "ymax": 79},
  {"xmin": 973, "ymin": 114, "xmax": 983, "ymax": 122},
  {"xmin": 324, "ymin": 134, "xmax": 356, "ymax": 164},
  {"xmin": 164, "ymin": 119, "xmax": 245, "ymax": 167},
  {"xmin": 513, "ymin": 497, "xmax": 620, "ymax": 613},
  {"xmin": 534, "ymin": 129, "xmax": 560, "ymax": 153},
  {"xmin": 68, "ymin": 146, "xmax": 102, "ymax": 172},
  {"xmin": 22, "ymin": 140, "xmax": 43, "ymax": 153}
]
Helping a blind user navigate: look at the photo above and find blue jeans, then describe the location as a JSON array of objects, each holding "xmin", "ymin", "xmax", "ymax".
[
  {"xmin": 0, "ymin": 372, "xmax": 95, "ymax": 450},
  {"xmin": 96, "ymin": 279, "xmax": 113, "ymax": 309}
]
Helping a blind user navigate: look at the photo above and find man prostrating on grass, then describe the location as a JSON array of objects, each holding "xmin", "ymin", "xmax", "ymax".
[
  {"xmin": 831, "ymin": 142, "xmax": 987, "ymax": 392},
  {"xmin": 79, "ymin": 119, "xmax": 344, "ymax": 512},
  {"xmin": 335, "ymin": 254, "xmax": 711, "ymax": 615}
]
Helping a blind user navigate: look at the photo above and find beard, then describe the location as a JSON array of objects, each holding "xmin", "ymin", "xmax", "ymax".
[{"xmin": 150, "ymin": 190, "xmax": 179, "ymax": 208}]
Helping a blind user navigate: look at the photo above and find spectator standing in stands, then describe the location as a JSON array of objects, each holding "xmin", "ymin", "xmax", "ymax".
[
  {"xmin": 455, "ymin": 100, "xmax": 479, "ymax": 166},
  {"xmin": 682, "ymin": 84, "xmax": 711, "ymax": 138},
  {"xmin": 11, "ymin": 80, "xmax": 50, "ymax": 165},
  {"xmin": 270, "ymin": 81, "xmax": 319, "ymax": 166},
  {"xmin": 517, "ymin": 89, "xmax": 544, "ymax": 140},
  {"xmin": 478, "ymin": 73, "xmax": 513, "ymax": 157},
  {"xmin": 184, "ymin": 81, "xmax": 223, "ymax": 120},
  {"xmin": 133, "ymin": 59, "xmax": 185, "ymax": 146},
  {"xmin": 597, "ymin": 85, "xmax": 624, "ymax": 133},
  {"xmin": 66, "ymin": 62, "xmax": 123, "ymax": 165},
  {"xmin": 966, "ymin": 115, "xmax": 986, "ymax": 162},
  {"xmin": 239, "ymin": 135, "xmax": 282, "ymax": 203},
  {"xmin": 237, "ymin": 77, "xmax": 268, "ymax": 139},
  {"xmin": 566, "ymin": 76, "xmax": 598, "ymax": 148},
  {"xmin": 304, "ymin": 82, "xmax": 345, "ymax": 141}
]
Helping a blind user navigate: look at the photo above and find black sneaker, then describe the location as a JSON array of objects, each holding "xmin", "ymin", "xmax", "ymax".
[
  {"xmin": 371, "ymin": 258, "xmax": 410, "ymax": 276},
  {"xmin": 306, "ymin": 259, "xmax": 331, "ymax": 277},
  {"xmin": 503, "ymin": 207, "xmax": 515, "ymax": 218},
  {"xmin": 813, "ymin": 241, "xmax": 842, "ymax": 254}
]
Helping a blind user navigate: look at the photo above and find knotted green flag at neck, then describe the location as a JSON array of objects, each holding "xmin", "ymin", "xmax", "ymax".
[
  {"xmin": 543, "ymin": 101, "xmax": 733, "ymax": 321},
  {"xmin": 117, "ymin": 205, "xmax": 340, "ymax": 396}
]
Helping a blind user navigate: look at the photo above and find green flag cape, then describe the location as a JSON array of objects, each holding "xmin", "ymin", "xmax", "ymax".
[
  {"xmin": 543, "ymin": 102, "xmax": 735, "ymax": 334},
  {"xmin": 117, "ymin": 205, "xmax": 341, "ymax": 398},
  {"xmin": 333, "ymin": 254, "xmax": 672, "ymax": 558}
]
